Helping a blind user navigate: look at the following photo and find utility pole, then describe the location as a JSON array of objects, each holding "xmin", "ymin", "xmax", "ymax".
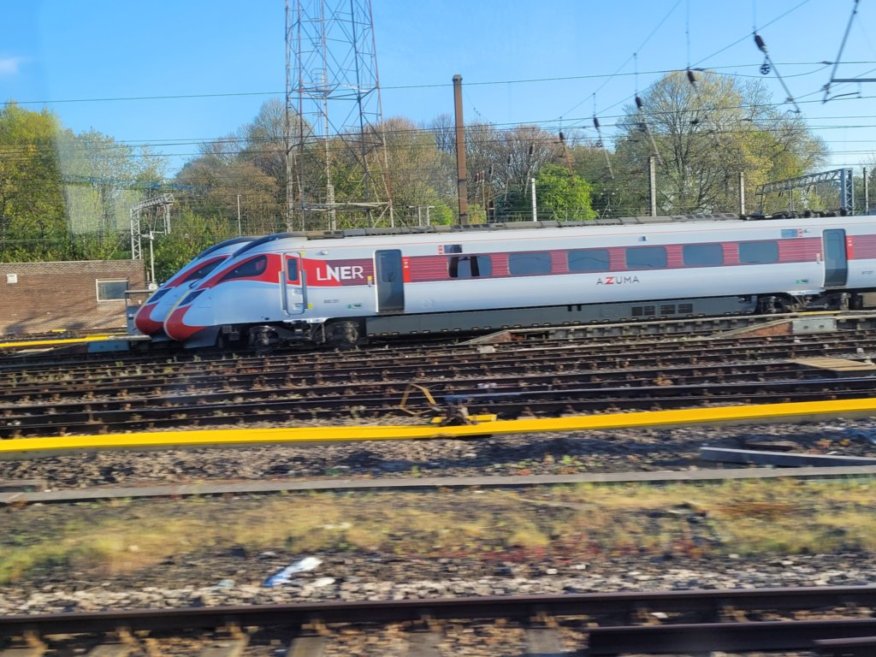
[
  {"xmin": 739, "ymin": 171, "xmax": 746, "ymax": 215},
  {"xmin": 648, "ymin": 156, "xmax": 657, "ymax": 216},
  {"xmin": 864, "ymin": 166, "xmax": 870, "ymax": 214},
  {"xmin": 236, "ymin": 194, "xmax": 242, "ymax": 235},
  {"xmin": 453, "ymin": 74, "xmax": 469, "ymax": 225},
  {"xmin": 531, "ymin": 178, "xmax": 537, "ymax": 222}
]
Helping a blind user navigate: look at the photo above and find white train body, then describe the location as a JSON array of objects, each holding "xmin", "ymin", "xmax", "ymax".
[
  {"xmin": 133, "ymin": 236, "xmax": 253, "ymax": 336},
  {"xmin": 163, "ymin": 214, "xmax": 876, "ymax": 347}
]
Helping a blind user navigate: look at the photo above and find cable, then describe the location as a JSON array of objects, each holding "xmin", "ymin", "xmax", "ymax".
[
  {"xmin": 562, "ymin": 0, "xmax": 684, "ymax": 119},
  {"xmin": 823, "ymin": 0, "xmax": 861, "ymax": 102}
]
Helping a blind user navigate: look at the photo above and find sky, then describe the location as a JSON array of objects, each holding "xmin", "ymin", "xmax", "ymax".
[{"xmin": 2, "ymin": 0, "xmax": 876, "ymax": 178}]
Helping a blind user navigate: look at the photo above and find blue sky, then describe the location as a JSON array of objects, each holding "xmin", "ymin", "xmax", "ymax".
[{"xmin": 2, "ymin": 0, "xmax": 875, "ymax": 176}]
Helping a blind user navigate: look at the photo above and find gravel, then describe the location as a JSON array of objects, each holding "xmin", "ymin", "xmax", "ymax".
[
  {"xmin": 2, "ymin": 418, "xmax": 875, "ymax": 616},
  {"xmin": 1, "ymin": 550, "xmax": 874, "ymax": 615},
  {"xmin": 2, "ymin": 418, "xmax": 876, "ymax": 490}
]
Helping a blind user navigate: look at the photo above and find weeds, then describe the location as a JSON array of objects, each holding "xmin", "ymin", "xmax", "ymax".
[{"xmin": 2, "ymin": 479, "xmax": 875, "ymax": 584}]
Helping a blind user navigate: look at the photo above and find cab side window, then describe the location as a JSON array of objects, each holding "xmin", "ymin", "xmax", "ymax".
[
  {"xmin": 220, "ymin": 255, "xmax": 268, "ymax": 282},
  {"xmin": 181, "ymin": 258, "xmax": 223, "ymax": 283}
]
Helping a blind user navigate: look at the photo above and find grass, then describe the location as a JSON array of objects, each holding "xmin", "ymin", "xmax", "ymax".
[{"xmin": 1, "ymin": 478, "xmax": 875, "ymax": 584}]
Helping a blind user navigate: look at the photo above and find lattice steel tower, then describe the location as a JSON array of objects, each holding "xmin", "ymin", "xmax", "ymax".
[{"xmin": 285, "ymin": 0, "xmax": 393, "ymax": 231}]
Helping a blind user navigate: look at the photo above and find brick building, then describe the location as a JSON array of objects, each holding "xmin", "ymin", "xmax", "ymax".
[{"xmin": 0, "ymin": 260, "xmax": 146, "ymax": 336}]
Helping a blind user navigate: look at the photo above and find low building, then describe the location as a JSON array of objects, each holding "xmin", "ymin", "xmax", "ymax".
[{"xmin": 0, "ymin": 260, "xmax": 146, "ymax": 336}]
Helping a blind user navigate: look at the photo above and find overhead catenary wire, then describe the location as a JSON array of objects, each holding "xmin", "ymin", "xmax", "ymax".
[
  {"xmin": 753, "ymin": 32, "xmax": 802, "ymax": 115},
  {"xmin": 823, "ymin": 0, "xmax": 863, "ymax": 102}
]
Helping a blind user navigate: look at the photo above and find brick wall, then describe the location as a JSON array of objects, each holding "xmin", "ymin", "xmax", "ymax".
[{"xmin": 0, "ymin": 260, "xmax": 146, "ymax": 336}]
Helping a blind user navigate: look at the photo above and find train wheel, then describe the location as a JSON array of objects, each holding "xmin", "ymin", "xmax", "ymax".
[{"xmin": 326, "ymin": 320, "xmax": 361, "ymax": 349}]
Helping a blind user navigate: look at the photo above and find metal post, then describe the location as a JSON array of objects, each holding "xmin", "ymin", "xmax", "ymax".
[
  {"xmin": 453, "ymin": 74, "xmax": 469, "ymax": 225},
  {"xmin": 237, "ymin": 194, "xmax": 242, "ymax": 235},
  {"xmin": 840, "ymin": 168, "xmax": 854, "ymax": 214},
  {"xmin": 739, "ymin": 171, "xmax": 746, "ymax": 215},
  {"xmin": 531, "ymin": 178, "xmax": 537, "ymax": 222},
  {"xmin": 148, "ymin": 231, "xmax": 156, "ymax": 287},
  {"xmin": 864, "ymin": 167, "xmax": 869, "ymax": 215},
  {"xmin": 649, "ymin": 156, "xmax": 657, "ymax": 216}
]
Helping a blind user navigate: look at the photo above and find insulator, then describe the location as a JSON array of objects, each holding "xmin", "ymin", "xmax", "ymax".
[
  {"xmin": 686, "ymin": 69, "xmax": 696, "ymax": 85},
  {"xmin": 635, "ymin": 95, "xmax": 644, "ymax": 110},
  {"xmin": 528, "ymin": 144, "xmax": 534, "ymax": 156},
  {"xmin": 559, "ymin": 131, "xmax": 565, "ymax": 142},
  {"xmin": 593, "ymin": 116, "xmax": 601, "ymax": 130},
  {"xmin": 754, "ymin": 33, "xmax": 767, "ymax": 52}
]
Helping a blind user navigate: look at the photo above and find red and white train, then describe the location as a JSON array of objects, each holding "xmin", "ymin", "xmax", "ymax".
[
  {"xmin": 161, "ymin": 213, "xmax": 876, "ymax": 348},
  {"xmin": 134, "ymin": 236, "xmax": 253, "ymax": 337}
]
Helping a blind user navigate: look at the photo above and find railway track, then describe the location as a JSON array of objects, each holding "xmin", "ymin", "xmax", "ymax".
[
  {"xmin": 4, "ymin": 463, "xmax": 876, "ymax": 505},
  {"xmin": 2, "ymin": 587, "xmax": 875, "ymax": 656},
  {"xmin": 5, "ymin": 326, "xmax": 876, "ymax": 437}
]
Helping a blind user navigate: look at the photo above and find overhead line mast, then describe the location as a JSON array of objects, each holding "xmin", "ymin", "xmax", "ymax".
[{"xmin": 284, "ymin": 0, "xmax": 393, "ymax": 232}]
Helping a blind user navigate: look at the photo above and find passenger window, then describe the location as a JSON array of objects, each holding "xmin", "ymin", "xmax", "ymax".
[
  {"xmin": 683, "ymin": 243, "xmax": 724, "ymax": 267},
  {"xmin": 626, "ymin": 246, "xmax": 667, "ymax": 269},
  {"xmin": 286, "ymin": 257, "xmax": 299, "ymax": 282},
  {"xmin": 739, "ymin": 241, "xmax": 779, "ymax": 264},
  {"xmin": 509, "ymin": 252, "xmax": 551, "ymax": 275},
  {"xmin": 221, "ymin": 255, "xmax": 268, "ymax": 282},
  {"xmin": 449, "ymin": 255, "xmax": 492, "ymax": 278},
  {"xmin": 568, "ymin": 248, "xmax": 609, "ymax": 272}
]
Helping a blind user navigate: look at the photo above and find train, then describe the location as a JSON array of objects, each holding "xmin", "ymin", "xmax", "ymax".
[
  {"xmin": 158, "ymin": 212, "xmax": 876, "ymax": 349},
  {"xmin": 134, "ymin": 236, "xmax": 254, "ymax": 337}
]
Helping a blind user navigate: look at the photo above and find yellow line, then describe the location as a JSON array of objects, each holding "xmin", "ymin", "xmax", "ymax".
[
  {"xmin": 4, "ymin": 398, "xmax": 876, "ymax": 455},
  {"xmin": 0, "ymin": 335, "xmax": 119, "ymax": 349}
]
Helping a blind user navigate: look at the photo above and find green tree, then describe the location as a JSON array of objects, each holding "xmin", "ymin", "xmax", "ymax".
[
  {"xmin": 57, "ymin": 129, "xmax": 165, "ymax": 236},
  {"xmin": 535, "ymin": 163, "xmax": 596, "ymax": 220},
  {"xmin": 177, "ymin": 148, "xmax": 281, "ymax": 235},
  {"xmin": 614, "ymin": 71, "xmax": 825, "ymax": 215},
  {"xmin": 0, "ymin": 103, "xmax": 68, "ymax": 261},
  {"xmin": 151, "ymin": 209, "xmax": 237, "ymax": 283}
]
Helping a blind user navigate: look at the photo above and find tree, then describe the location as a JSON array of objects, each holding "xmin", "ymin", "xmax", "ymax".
[
  {"xmin": 0, "ymin": 103, "xmax": 68, "ymax": 261},
  {"xmin": 151, "ymin": 209, "xmax": 237, "ymax": 283},
  {"xmin": 57, "ymin": 129, "xmax": 165, "ymax": 236},
  {"xmin": 373, "ymin": 117, "xmax": 452, "ymax": 226},
  {"xmin": 535, "ymin": 164, "xmax": 596, "ymax": 220},
  {"xmin": 177, "ymin": 138, "xmax": 282, "ymax": 234},
  {"xmin": 614, "ymin": 71, "xmax": 826, "ymax": 215},
  {"xmin": 472, "ymin": 124, "xmax": 563, "ymax": 220}
]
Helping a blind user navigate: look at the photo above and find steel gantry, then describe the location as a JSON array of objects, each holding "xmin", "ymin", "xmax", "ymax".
[{"xmin": 756, "ymin": 168, "xmax": 854, "ymax": 215}]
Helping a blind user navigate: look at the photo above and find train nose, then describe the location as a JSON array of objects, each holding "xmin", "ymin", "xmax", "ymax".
[
  {"xmin": 164, "ymin": 305, "xmax": 206, "ymax": 342},
  {"xmin": 134, "ymin": 303, "xmax": 164, "ymax": 335}
]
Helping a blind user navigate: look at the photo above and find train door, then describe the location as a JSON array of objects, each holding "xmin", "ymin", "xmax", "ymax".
[
  {"xmin": 281, "ymin": 252, "xmax": 307, "ymax": 315},
  {"xmin": 375, "ymin": 249, "xmax": 405, "ymax": 313},
  {"xmin": 823, "ymin": 229, "xmax": 848, "ymax": 287}
]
